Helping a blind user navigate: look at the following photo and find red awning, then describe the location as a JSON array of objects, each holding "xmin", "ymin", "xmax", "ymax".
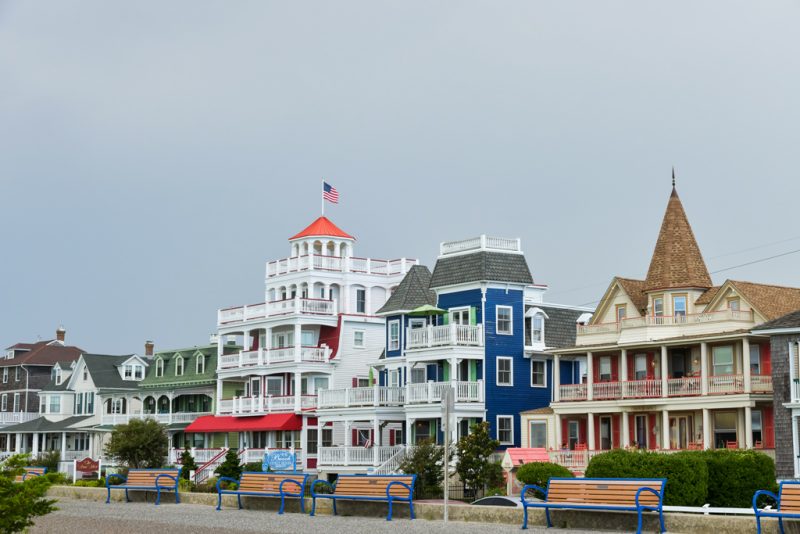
[{"xmin": 184, "ymin": 414, "xmax": 302, "ymax": 433}]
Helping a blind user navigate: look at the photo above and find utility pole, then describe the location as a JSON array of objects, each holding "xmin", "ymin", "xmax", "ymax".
[{"xmin": 443, "ymin": 385, "xmax": 454, "ymax": 523}]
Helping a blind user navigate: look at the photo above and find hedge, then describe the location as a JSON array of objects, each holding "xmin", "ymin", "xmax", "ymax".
[
  {"xmin": 585, "ymin": 449, "xmax": 777, "ymax": 507},
  {"xmin": 515, "ymin": 462, "xmax": 573, "ymax": 498},
  {"xmin": 585, "ymin": 449, "xmax": 707, "ymax": 506}
]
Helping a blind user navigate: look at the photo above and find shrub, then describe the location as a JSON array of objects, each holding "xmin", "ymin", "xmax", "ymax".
[
  {"xmin": 516, "ymin": 462, "xmax": 573, "ymax": 498},
  {"xmin": 34, "ymin": 451, "xmax": 60, "ymax": 473},
  {"xmin": 104, "ymin": 419, "xmax": 169, "ymax": 468},
  {"xmin": 243, "ymin": 462, "xmax": 263, "ymax": 472},
  {"xmin": 586, "ymin": 449, "xmax": 707, "ymax": 506},
  {"xmin": 179, "ymin": 448, "xmax": 198, "ymax": 481},
  {"xmin": 44, "ymin": 472, "xmax": 70, "ymax": 485},
  {"xmin": 0, "ymin": 470, "xmax": 57, "ymax": 533},
  {"xmin": 214, "ymin": 449, "xmax": 243, "ymax": 481},
  {"xmin": 701, "ymin": 450, "xmax": 777, "ymax": 508},
  {"xmin": 73, "ymin": 478, "xmax": 105, "ymax": 488},
  {"xmin": 398, "ymin": 439, "xmax": 445, "ymax": 499},
  {"xmin": 456, "ymin": 422, "xmax": 500, "ymax": 493}
]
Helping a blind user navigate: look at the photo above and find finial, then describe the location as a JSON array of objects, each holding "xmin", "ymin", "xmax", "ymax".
[{"xmin": 672, "ymin": 167, "xmax": 676, "ymax": 188}]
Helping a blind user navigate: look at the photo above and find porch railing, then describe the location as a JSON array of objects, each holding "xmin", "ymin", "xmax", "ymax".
[
  {"xmin": 621, "ymin": 379, "xmax": 662, "ymax": 398},
  {"xmin": 666, "ymin": 376, "xmax": 702, "ymax": 397},
  {"xmin": 707, "ymin": 374, "xmax": 744, "ymax": 394},
  {"xmin": 318, "ymin": 445, "xmax": 404, "ymax": 467},
  {"xmin": 559, "ymin": 383, "xmax": 587, "ymax": 401},
  {"xmin": 751, "ymin": 374, "xmax": 773, "ymax": 393},
  {"xmin": 218, "ymin": 395, "xmax": 317, "ymax": 415},
  {"xmin": 218, "ymin": 346, "xmax": 331, "ymax": 369},
  {"xmin": 406, "ymin": 324, "xmax": 483, "ymax": 349}
]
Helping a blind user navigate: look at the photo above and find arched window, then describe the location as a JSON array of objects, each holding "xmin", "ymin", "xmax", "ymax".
[
  {"xmin": 525, "ymin": 307, "xmax": 549, "ymax": 347},
  {"xmin": 175, "ymin": 356, "xmax": 184, "ymax": 376},
  {"xmin": 196, "ymin": 354, "xmax": 205, "ymax": 374},
  {"xmin": 155, "ymin": 358, "xmax": 164, "ymax": 378}
]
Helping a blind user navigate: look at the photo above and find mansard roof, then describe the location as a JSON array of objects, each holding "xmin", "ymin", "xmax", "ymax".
[
  {"xmin": 289, "ymin": 216, "xmax": 354, "ymax": 240},
  {"xmin": 532, "ymin": 304, "xmax": 589, "ymax": 349},
  {"xmin": 644, "ymin": 187, "xmax": 712, "ymax": 291},
  {"xmin": 430, "ymin": 251, "xmax": 533, "ymax": 288},
  {"xmin": 376, "ymin": 265, "xmax": 436, "ymax": 315},
  {"xmin": 139, "ymin": 344, "xmax": 223, "ymax": 388}
]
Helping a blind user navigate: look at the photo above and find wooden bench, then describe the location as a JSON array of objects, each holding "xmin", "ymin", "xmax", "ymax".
[
  {"xmin": 105, "ymin": 468, "xmax": 180, "ymax": 505},
  {"xmin": 13, "ymin": 466, "xmax": 47, "ymax": 483},
  {"xmin": 521, "ymin": 477, "xmax": 666, "ymax": 534},
  {"xmin": 310, "ymin": 474, "xmax": 416, "ymax": 521},
  {"xmin": 216, "ymin": 471, "xmax": 309, "ymax": 514},
  {"xmin": 753, "ymin": 480, "xmax": 800, "ymax": 534}
]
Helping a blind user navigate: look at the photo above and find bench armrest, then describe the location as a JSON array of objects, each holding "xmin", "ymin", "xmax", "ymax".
[
  {"xmin": 311, "ymin": 479, "xmax": 335, "ymax": 497},
  {"xmin": 154, "ymin": 474, "xmax": 178, "ymax": 488},
  {"xmin": 753, "ymin": 490, "xmax": 779, "ymax": 512},
  {"xmin": 279, "ymin": 478, "xmax": 304, "ymax": 495},
  {"xmin": 216, "ymin": 476, "xmax": 239, "ymax": 493},
  {"xmin": 106, "ymin": 473, "xmax": 127, "ymax": 487},
  {"xmin": 521, "ymin": 484, "xmax": 547, "ymax": 504},
  {"xmin": 21, "ymin": 472, "xmax": 43, "ymax": 481},
  {"xmin": 385, "ymin": 481, "xmax": 413, "ymax": 500},
  {"xmin": 635, "ymin": 486, "xmax": 663, "ymax": 509}
]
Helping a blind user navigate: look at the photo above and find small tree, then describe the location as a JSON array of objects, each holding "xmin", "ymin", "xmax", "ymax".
[
  {"xmin": 104, "ymin": 418, "xmax": 168, "ymax": 468},
  {"xmin": 214, "ymin": 448, "xmax": 242, "ymax": 481},
  {"xmin": 398, "ymin": 439, "xmax": 445, "ymax": 499},
  {"xmin": 456, "ymin": 421, "xmax": 500, "ymax": 494},
  {"xmin": 0, "ymin": 455, "xmax": 57, "ymax": 533},
  {"xmin": 179, "ymin": 448, "xmax": 198, "ymax": 480}
]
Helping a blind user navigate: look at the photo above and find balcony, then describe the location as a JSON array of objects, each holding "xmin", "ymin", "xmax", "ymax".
[
  {"xmin": 406, "ymin": 324, "xmax": 483, "ymax": 350},
  {"xmin": 218, "ymin": 346, "xmax": 331, "ymax": 370},
  {"xmin": 218, "ymin": 297, "xmax": 337, "ymax": 326},
  {"xmin": 100, "ymin": 411, "xmax": 211, "ymax": 425},
  {"xmin": 318, "ymin": 386, "xmax": 405, "ymax": 409},
  {"xmin": 0, "ymin": 411, "xmax": 39, "ymax": 426},
  {"xmin": 439, "ymin": 235, "xmax": 521, "ymax": 256},
  {"xmin": 318, "ymin": 445, "xmax": 404, "ymax": 467},
  {"xmin": 267, "ymin": 255, "xmax": 417, "ymax": 278},
  {"xmin": 576, "ymin": 309, "xmax": 755, "ymax": 345},
  {"xmin": 406, "ymin": 381, "xmax": 484, "ymax": 404},
  {"xmin": 217, "ymin": 395, "xmax": 316, "ymax": 415}
]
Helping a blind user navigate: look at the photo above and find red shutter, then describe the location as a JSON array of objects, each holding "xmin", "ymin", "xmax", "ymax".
[
  {"xmin": 646, "ymin": 353, "xmax": 655, "ymax": 380},
  {"xmin": 627, "ymin": 356, "xmax": 635, "ymax": 381},
  {"xmin": 593, "ymin": 359, "xmax": 600, "ymax": 383},
  {"xmin": 561, "ymin": 419, "xmax": 569, "ymax": 448},
  {"xmin": 593, "ymin": 415, "xmax": 600, "ymax": 451},
  {"xmin": 611, "ymin": 357, "xmax": 619, "ymax": 382},
  {"xmin": 251, "ymin": 332, "xmax": 259, "ymax": 351},
  {"xmin": 612, "ymin": 414, "xmax": 620, "ymax": 449},
  {"xmin": 389, "ymin": 429, "xmax": 395, "ymax": 446},
  {"xmin": 352, "ymin": 377, "xmax": 358, "ymax": 387},
  {"xmin": 629, "ymin": 414, "xmax": 636, "ymax": 446},
  {"xmin": 579, "ymin": 419, "xmax": 588, "ymax": 447},
  {"xmin": 761, "ymin": 344, "xmax": 772, "ymax": 376},
  {"xmin": 648, "ymin": 414, "xmax": 658, "ymax": 449},
  {"xmin": 763, "ymin": 406, "xmax": 775, "ymax": 449},
  {"xmin": 352, "ymin": 428, "xmax": 359, "ymax": 445}
]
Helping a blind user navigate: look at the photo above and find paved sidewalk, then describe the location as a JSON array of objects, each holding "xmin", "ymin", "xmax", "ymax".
[{"xmin": 30, "ymin": 498, "xmax": 602, "ymax": 534}]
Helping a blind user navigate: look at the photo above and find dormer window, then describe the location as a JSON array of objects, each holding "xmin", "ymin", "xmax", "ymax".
[
  {"xmin": 533, "ymin": 315, "xmax": 544, "ymax": 343},
  {"xmin": 728, "ymin": 298, "xmax": 740, "ymax": 311},
  {"xmin": 196, "ymin": 355, "xmax": 205, "ymax": 374},
  {"xmin": 83, "ymin": 369, "xmax": 88, "ymax": 381},
  {"xmin": 124, "ymin": 364, "xmax": 133, "ymax": 379},
  {"xmin": 175, "ymin": 356, "xmax": 184, "ymax": 376},
  {"xmin": 134, "ymin": 365, "xmax": 143, "ymax": 380},
  {"xmin": 155, "ymin": 358, "xmax": 164, "ymax": 378},
  {"xmin": 525, "ymin": 308, "xmax": 548, "ymax": 347},
  {"xmin": 616, "ymin": 304, "xmax": 626, "ymax": 323},
  {"xmin": 6, "ymin": 350, "xmax": 13, "ymax": 359},
  {"xmin": 51, "ymin": 367, "xmax": 62, "ymax": 385},
  {"xmin": 388, "ymin": 321, "xmax": 400, "ymax": 351},
  {"xmin": 673, "ymin": 295, "xmax": 687, "ymax": 318},
  {"xmin": 653, "ymin": 297, "xmax": 664, "ymax": 317}
]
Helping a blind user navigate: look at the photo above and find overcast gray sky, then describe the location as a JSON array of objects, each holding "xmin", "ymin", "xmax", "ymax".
[{"xmin": 2, "ymin": 1, "xmax": 799, "ymax": 354}]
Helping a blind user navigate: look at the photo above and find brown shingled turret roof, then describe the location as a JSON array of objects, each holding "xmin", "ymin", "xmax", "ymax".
[{"xmin": 644, "ymin": 186, "xmax": 712, "ymax": 291}]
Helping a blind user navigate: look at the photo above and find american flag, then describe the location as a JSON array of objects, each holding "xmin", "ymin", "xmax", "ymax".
[{"xmin": 323, "ymin": 181, "xmax": 339, "ymax": 204}]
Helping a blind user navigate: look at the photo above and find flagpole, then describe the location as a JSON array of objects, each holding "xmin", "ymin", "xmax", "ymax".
[{"xmin": 321, "ymin": 178, "xmax": 324, "ymax": 216}]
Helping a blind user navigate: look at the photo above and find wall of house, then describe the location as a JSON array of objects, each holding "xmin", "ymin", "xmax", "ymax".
[
  {"xmin": 331, "ymin": 319, "xmax": 385, "ymax": 390},
  {"xmin": 771, "ymin": 333, "xmax": 800, "ymax": 479},
  {"xmin": 0, "ymin": 366, "xmax": 55, "ymax": 413}
]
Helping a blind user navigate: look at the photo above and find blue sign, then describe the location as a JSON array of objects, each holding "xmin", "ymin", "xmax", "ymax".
[{"xmin": 262, "ymin": 450, "xmax": 296, "ymax": 472}]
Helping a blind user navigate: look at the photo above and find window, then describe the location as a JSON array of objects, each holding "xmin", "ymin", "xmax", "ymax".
[
  {"xmin": 356, "ymin": 288, "xmax": 366, "ymax": 314},
  {"xmin": 86, "ymin": 392, "xmax": 94, "ymax": 414},
  {"xmin": 75, "ymin": 393, "xmax": 83, "ymax": 415},
  {"xmin": 616, "ymin": 305, "xmax": 626, "ymax": 323},
  {"xmin": 673, "ymin": 296, "xmax": 687, "ymax": 318},
  {"xmin": 54, "ymin": 368, "xmax": 62, "ymax": 385},
  {"xmin": 111, "ymin": 398, "xmax": 125, "ymax": 414},
  {"xmin": 124, "ymin": 364, "xmax": 132, "ymax": 379},
  {"xmin": 266, "ymin": 377, "xmax": 283, "ymax": 396},
  {"xmin": 2, "ymin": 368, "xmax": 7, "ymax": 383},
  {"xmin": 1, "ymin": 394, "xmax": 6, "ymax": 411},
  {"xmin": 322, "ymin": 427, "xmax": 333, "ymax": 447},
  {"xmin": 749, "ymin": 344, "xmax": 761, "ymax": 375},
  {"xmin": 497, "ymin": 357, "xmax": 513, "ymax": 386},
  {"xmin": 354, "ymin": 331, "xmax": 365, "ymax": 348},
  {"xmin": 175, "ymin": 356, "xmax": 184, "ymax": 376},
  {"xmin": 712, "ymin": 346, "xmax": 734, "ymax": 375},
  {"xmin": 155, "ymin": 358, "xmax": 164, "ymax": 377},
  {"xmin": 653, "ymin": 297, "xmax": 664, "ymax": 317},
  {"xmin": 728, "ymin": 298, "xmax": 740, "ymax": 311},
  {"xmin": 529, "ymin": 421, "xmax": 547, "ymax": 448},
  {"xmin": 356, "ymin": 429, "xmax": 371, "ymax": 446},
  {"xmin": 634, "ymin": 354, "xmax": 647, "ymax": 380},
  {"xmin": 496, "ymin": 306, "xmax": 513, "ymax": 335},
  {"xmin": 752, "ymin": 410, "xmax": 763, "ymax": 445},
  {"xmin": 306, "ymin": 428, "xmax": 318, "ymax": 454},
  {"xmin": 357, "ymin": 377, "xmax": 371, "ymax": 388},
  {"xmin": 713, "ymin": 411, "xmax": 737, "ymax": 449},
  {"xmin": 14, "ymin": 367, "xmax": 20, "ymax": 382},
  {"xmin": 599, "ymin": 356, "xmax": 612, "ymax": 381},
  {"xmin": 634, "ymin": 415, "xmax": 648, "ymax": 449},
  {"xmin": 388, "ymin": 370, "xmax": 399, "ymax": 387},
  {"xmin": 409, "ymin": 318, "xmax": 426, "ymax": 330},
  {"xmin": 450, "ymin": 308, "xmax": 470, "ymax": 325},
  {"xmin": 497, "ymin": 416, "xmax": 514, "ymax": 444},
  {"xmin": 196, "ymin": 355, "xmax": 205, "ymax": 374},
  {"xmin": 599, "ymin": 416, "xmax": 612, "ymax": 450},
  {"xmin": 134, "ymin": 365, "xmax": 143, "ymax": 380},
  {"xmin": 532, "ymin": 315, "xmax": 544, "ymax": 343},
  {"xmin": 568, "ymin": 420, "xmax": 579, "ymax": 449},
  {"xmin": 83, "ymin": 369, "xmax": 88, "ymax": 381},
  {"xmin": 48, "ymin": 395, "xmax": 59, "ymax": 414},
  {"xmin": 531, "ymin": 360, "xmax": 546, "ymax": 387},
  {"xmin": 388, "ymin": 321, "xmax": 400, "ymax": 351},
  {"xmin": 411, "ymin": 367, "xmax": 426, "ymax": 384}
]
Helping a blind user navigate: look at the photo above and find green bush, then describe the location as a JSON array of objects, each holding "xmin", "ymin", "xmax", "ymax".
[
  {"xmin": 0, "ymin": 471, "xmax": 57, "ymax": 532},
  {"xmin": 398, "ymin": 439, "xmax": 446, "ymax": 499},
  {"xmin": 585, "ymin": 449, "xmax": 707, "ymax": 506},
  {"xmin": 34, "ymin": 451, "xmax": 61, "ymax": 473},
  {"xmin": 516, "ymin": 462, "xmax": 574, "ymax": 498},
  {"xmin": 701, "ymin": 450, "xmax": 777, "ymax": 508},
  {"xmin": 44, "ymin": 472, "xmax": 70, "ymax": 485},
  {"xmin": 243, "ymin": 462, "xmax": 263, "ymax": 472},
  {"xmin": 73, "ymin": 478, "xmax": 105, "ymax": 488},
  {"xmin": 214, "ymin": 449, "xmax": 243, "ymax": 481},
  {"xmin": 179, "ymin": 448, "xmax": 198, "ymax": 481}
]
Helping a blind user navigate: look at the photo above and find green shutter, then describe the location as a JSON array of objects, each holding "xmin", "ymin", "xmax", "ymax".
[
  {"xmin": 469, "ymin": 307, "xmax": 477, "ymax": 325},
  {"xmin": 443, "ymin": 363, "xmax": 450, "ymax": 381},
  {"xmin": 442, "ymin": 312, "xmax": 449, "ymax": 325},
  {"xmin": 469, "ymin": 360, "xmax": 477, "ymax": 381}
]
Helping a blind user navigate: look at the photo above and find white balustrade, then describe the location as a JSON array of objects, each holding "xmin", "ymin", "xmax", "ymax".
[
  {"xmin": 751, "ymin": 375, "xmax": 773, "ymax": 393},
  {"xmin": 317, "ymin": 386, "xmax": 406, "ymax": 409},
  {"xmin": 707, "ymin": 374, "xmax": 744, "ymax": 394},
  {"xmin": 219, "ymin": 395, "xmax": 316, "ymax": 415},
  {"xmin": 592, "ymin": 381, "xmax": 621, "ymax": 399},
  {"xmin": 581, "ymin": 309, "xmax": 755, "ymax": 337},
  {"xmin": 219, "ymin": 354, "xmax": 239, "ymax": 369},
  {"xmin": 318, "ymin": 446, "xmax": 403, "ymax": 467},
  {"xmin": 667, "ymin": 376, "xmax": 702, "ymax": 397},
  {"xmin": 265, "ymin": 255, "xmax": 417, "ymax": 279},
  {"xmin": 406, "ymin": 381, "xmax": 483, "ymax": 404},
  {"xmin": 406, "ymin": 324, "xmax": 482, "ymax": 349},
  {"xmin": 621, "ymin": 379, "xmax": 662, "ymax": 398},
  {"xmin": 558, "ymin": 383, "xmax": 587, "ymax": 401},
  {"xmin": 0, "ymin": 412, "xmax": 39, "ymax": 425}
]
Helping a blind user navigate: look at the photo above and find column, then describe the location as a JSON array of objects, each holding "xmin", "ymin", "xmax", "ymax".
[
  {"xmin": 294, "ymin": 323, "xmax": 302, "ymax": 362},
  {"xmin": 743, "ymin": 338, "xmax": 752, "ymax": 393},
  {"xmin": 294, "ymin": 372, "xmax": 302, "ymax": 412},
  {"xmin": 553, "ymin": 355, "xmax": 561, "ymax": 402},
  {"xmin": 620, "ymin": 349, "xmax": 628, "ymax": 384},
  {"xmin": 662, "ymin": 410, "xmax": 670, "ymax": 450},
  {"xmin": 621, "ymin": 412, "xmax": 630, "ymax": 448},
  {"xmin": 660, "ymin": 346, "xmax": 668, "ymax": 398},
  {"xmin": 587, "ymin": 413, "xmax": 595, "ymax": 450},
  {"xmin": 61, "ymin": 431, "xmax": 67, "ymax": 458},
  {"xmin": 406, "ymin": 418, "xmax": 414, "ymax": 448},
  {"xmin": 88, "ymin": 433, "xmax": 94, "ymax": 457},
  {"xmin": 344, "ymin": 421, "xmax": 352, "ymax": 466},
  {"xmin": 738, "ymin": 408, "xmax": 746, "ymax": 448},
  {"xmin": 702, "ymin": 408, "xmax": 711, "ymax": 449},
  {"xmin": 700, "ymin": 343, "xmax": 709, "ymax": 395},
  {"xmin": 793, "ymin": 416, "xmax": 800, "ymax": 478},
  {"xmin": 32, "ymin": 433, "xmax": 39, "ymax": 455},
  {"xmin": 586, "ymin": 352, "xmax": 594, "ymax": 401},
  {"xmin": 373, "ymin": 418, "xmax": 381, "ymax": 466},
  {"xmin": 15, "ymin": 433, "xmax": 22, "ymax": 453},
  {"xmin": 5, "ymin": 434, "xmax": 11, "ymax": 452},
  {"xmin": 216, "ymin": 380, "xmax": 223, "ymax": 414},
  {"xmin": 450, "ymin": 357, "xmax": 458, "ymax": 383},
  {"xmin": 265, "ymin": 327, "xmax": 272, "ymax": 365},
  {"xmin": 554, "ymin": 413, "xmax": 561, "ymax": 449},
  {"xmin": 745, "ymin": 406, "xmax": 753, "ymax": 449}
]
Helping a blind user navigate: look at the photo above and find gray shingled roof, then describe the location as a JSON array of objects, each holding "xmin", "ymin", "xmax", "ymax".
[
  {"xmin": 1, "ymin": 415, "xmax": 92, "ymax": 433},
  {"xmin": 753, "ymin": 308, "xmax": 800, "ymax": 331},
  {"xmin": 430, "ymin": 251, "xmax": 533, "ymax": 288},
  {"xmin": 533, "ymin": 305, "xmax": 587, "ymax": 349},
  {"xmin": 83, "ymin": 354, "xmax": 140, "ymax": 390},
  {"xmin": 377, "ymin": 265, "xmax": 436, "ymax": 314}
]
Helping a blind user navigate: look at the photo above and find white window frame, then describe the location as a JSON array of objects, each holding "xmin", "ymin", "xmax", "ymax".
[
  {"xmin": 124, "ymin": 364, "xmax": 133, "ymax": 380},
  {"xmin": 356, "ymin": 288, "xmax": 367, "ymax": 314},
  {"xmin": 673, "ymin": 295, "xmax": 687, "ymax": 318},
  {"xmin": 14, "ymin": 393, "xmax": 21, "ymax": 412},
  {"xmin": 496, "ymin": 356, "xmax": 513, "ymax": 386},
  {"xmin": 749, "ymin": 344, "xmax": 761, "ymax": 376},
  {"xmin": 532, "ymin": 314, "xmax": 544, "ymax": 343},
  {"xmin": 599, "ymin": 356, "xmax": 612, "ymax": 382},
  {"xmin": 409, "ymin": 318, "xmax": 426, "ymax": 330},
  {"xmin": 388, "ymin": 320, "xmax": 400, "ymax": 351},
  {"xmin": 496, "ymin": 306, "xmax": 513, "ymax": 335},
  {"xmin": 2, "ymin": 368, "xmax": 7, "ymax": 383},
  {"xmin": 14, "ymin": 367, "xmax": 20, "ymax": 382},
  {"xmin": 388, "ymin": 370, "xmax": 400, "ymax": 387},
  {"xmin": 196, "ymin": 355, "xmax": 205, "ymax": 375},
  {"xmin": 134, "ymin": 365, "xmax": 143, "ymax": 380},
  {"xmin": 529, "ymin": 420, "xmax": 547, "ymax": 448},
  {"xmin": 450, "ymin": 307, "xmax": 470, "ymax": 325},
  {"xmin": 634, "ymin": 354, "xmax": 647, "ymax": 380},
  {"xmin": 712, "ymin": 345, "xmax": 734, "ymax": 375},
  {"xmin": 175, "ymin": 356, "xmax": 184, "ymax": 376},
  {"xmin": 353, "ymin": 330, "xmax": 365, "ymax": 348},
  {"xmin": 155, "ymin": 358, "xmax": 164, "ymax": 378},
  {"xmin": 530, "ymin": 359, "xmax": 547, "ymax": 388},
  {"xmin": 497, "ymin": 415, "xmax": 514, "ymax": 445},
  {"xmin": 411, "ymin": 367, "xmax": 426, "ymax": 384},
  {"xmin": 265, "ymin": 376, "xmax": 283, "ymax": 396},
  {"xmin": 0, "ymin": 394, "xmax": 7, "ymax": 411},
  {"xmin": 653, "ymin": 297, "xmax": 664, "ymax": 317}
]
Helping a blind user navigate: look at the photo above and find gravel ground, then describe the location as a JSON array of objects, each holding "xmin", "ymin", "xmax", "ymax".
[{"xmin": 29, "ymin": 498, "xmax": 604, "ymax": 534}]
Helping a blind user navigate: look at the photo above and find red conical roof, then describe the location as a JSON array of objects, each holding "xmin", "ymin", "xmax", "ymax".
[{"xmin": 289, "ymin": 216, "xmax": 355, "ymax": 240}]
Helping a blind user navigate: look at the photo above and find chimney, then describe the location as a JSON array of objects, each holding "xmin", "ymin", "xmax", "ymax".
[
  {"xmin": 144, "ymin": 340, "xmax": 154, "ymax": 357},
  {"xmin": 56, "ymin": 325, "xmax": 66, "ymax": 343}
]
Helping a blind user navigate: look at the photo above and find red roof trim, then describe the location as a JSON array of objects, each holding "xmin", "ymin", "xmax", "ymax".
[
  {"xmin": 184, "ymin": 413, "xmax": 302, "ymax": 433},
  {"xmin": 289, "ymin": 216, "xmax": 355, "ymax": 241}
]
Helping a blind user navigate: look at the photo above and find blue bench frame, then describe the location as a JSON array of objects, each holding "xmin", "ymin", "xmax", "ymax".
[
  {"xmin": 310, "ymin": 474, "xmax": 417, "ymax": 521},
  {"xmin": 105, "ymin": 468, "xmax": 181, "ymax": 505},
  {"xmin": 18, "ymin": 466, "xmax": 47, "ymax": 482},
  {"xmin": 521, "ymin": 477, "xmax": 666, "ymax": 534},
  {"xmin": 216, "ymin": 471, "xmax": 309, "ymax": 514},
  {"xmin": 753, "ymin": 480, "xmax": 800, "ymax": 534}
]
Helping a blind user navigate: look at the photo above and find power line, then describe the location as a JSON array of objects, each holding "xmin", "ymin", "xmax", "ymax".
[
  {"xmin": 710, "ymin": 248, "xmax": 800, "ymax": 275},
  {"xmin": 708, "ymin": 235, "xmax": 800, "ymax": 260}
]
